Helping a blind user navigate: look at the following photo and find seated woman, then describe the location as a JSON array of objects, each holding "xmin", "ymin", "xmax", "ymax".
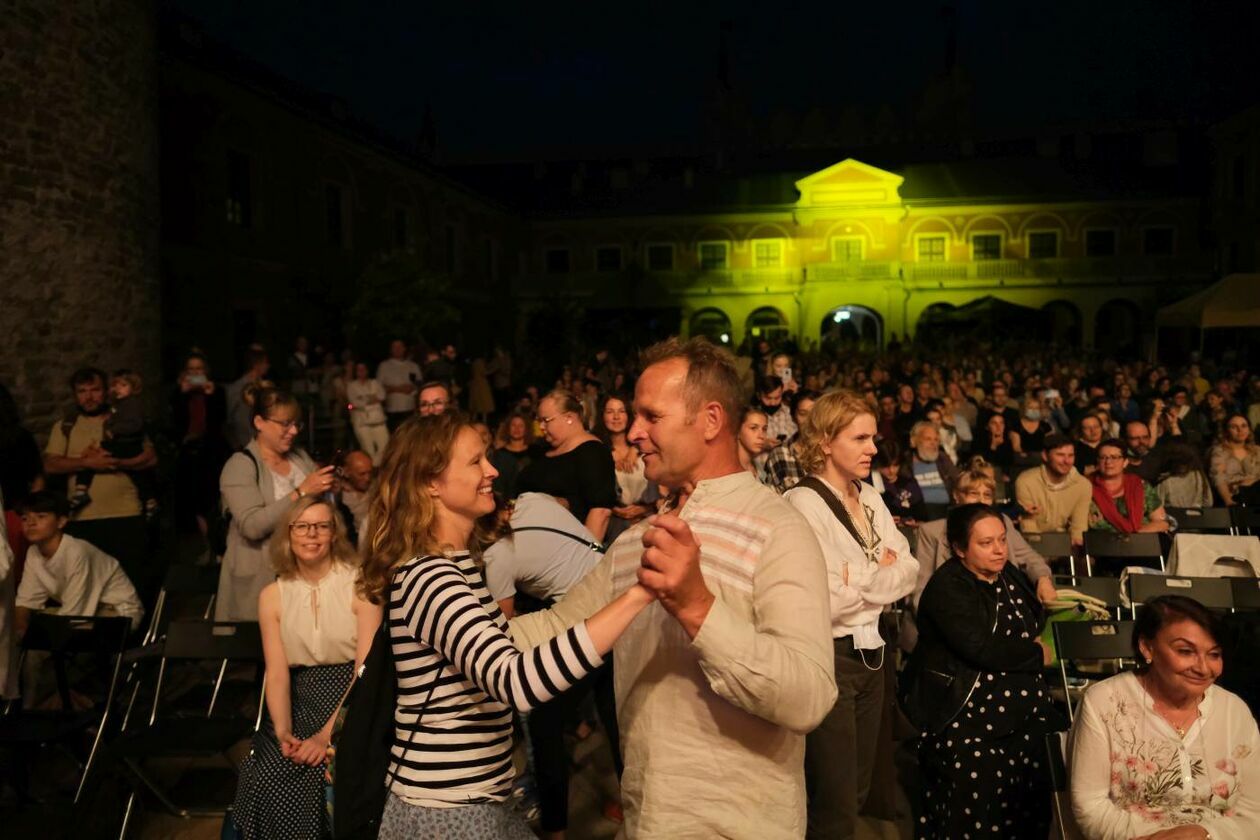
[
  {"xmin": 359, "ymin": 414, "xmax": 652, "ymax": 837},
  {"xmin": 911, "ymin": 458, "xmax": 1056, "ymax": 613},
  {"xmin": 974, "ymin": 412, "xmax": 1020, "ymax": 472},
  {"xmin": 1088, "ymin": 439, "xmax": 1170, "ymax": 534},
  {"xmin": 1208, "ymin": 414, "xmax": 1260, "ymax": 507},
  {"xmin": 900, "ymin": 503, "xmax": 1063, "ymax": 839},
  {"xmin": 231, "ymin": 496, "xmax": 381, "ymax": 840},
  {"xmin": 1154, "ymin": 441, "xmax": 1213, "ymax": 510},
  {"xmin": 1069, "ymin": 595, "xmax": 1260, "ymax": 839}
]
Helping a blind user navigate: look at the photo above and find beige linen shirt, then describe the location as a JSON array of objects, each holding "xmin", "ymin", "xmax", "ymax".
[
  {"xmin": 46, "ymin": 415, "xmax": 144, "ymax": 521},
  {"xmin": 1015, "ymin": 465, "xmax": 1092, "ymax": 541},
  {"xmin": 510, "ymin": 470, "xmax": 836, "ymax": 839}
]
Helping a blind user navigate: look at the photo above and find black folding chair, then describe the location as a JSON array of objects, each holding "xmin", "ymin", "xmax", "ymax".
[
  {"xmin": 1053, "ymin": 575, "xmax": 1123, "ymax": 618},
  {"xmin": 140, "ymin": 563, "xmax": 222, "ymax": 646},
  {"xmin": 115, "ymin": 620, "xmax": 264, "ymax": 826},
  {"xmin": 1126, "ymin": 574, "xmax": 1234, "ymax": 617},
  {"xmin": 1083, "ymin": 531, "xmax": 1165, "ymax": 576},
  {"xmin": 920, "ymin": 502, "xmax": 950, "ymax": 522},
  {"xmin": 898, "ymin": 524, "xmax": 918, "ymax": 556},
  {"xmin": 1232, "ymin": 506, "xmax": 1260, "ymax": 537},
  {"xmin": 1166, "ymin": 506, "xmax": 1235, "ymax": 535},
  {"xmin": 1027, "ymin": 531, "xmax": 1076, "ymax": 575},
  {"xmin": 1053, "ymin": 620, "xmax": 1135, "ymax": 721},
  {"xmin": 1229, "ymin": 578, "xmax": 1260, "ymax": 611},
  {"xmin": 1045, "ymin": 731, "xmax": 1075, "ymax": 840},
  {"xmin": 0, "ymin": 614, "xmax": 131, "ymax": 803}
]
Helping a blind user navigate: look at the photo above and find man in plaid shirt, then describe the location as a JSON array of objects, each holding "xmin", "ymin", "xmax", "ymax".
[{"xmin": 761, "ymin": 391, "xmax": 819, "ymax": 493}]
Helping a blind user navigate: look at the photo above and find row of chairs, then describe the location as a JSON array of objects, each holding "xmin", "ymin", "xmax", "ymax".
[{"xmin": 0, "ymin": 563, "xmax": 265, "ymax": 837}]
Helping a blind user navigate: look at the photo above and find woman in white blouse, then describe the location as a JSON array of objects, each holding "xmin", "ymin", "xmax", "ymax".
[
  {"xmin": 230, "ymin": 495, "xmax": 381, "ymax": 839},
  {"xmin": 346, "ymin": 362, "xmax": 389, "ymax": 466},
  {"xmin": 1069, "ymin": 595, "xmax": 1260, "ymax": 840},
  {"xmin": 784, "ymin": 389, "xmax": 919, "ymax": 839}
]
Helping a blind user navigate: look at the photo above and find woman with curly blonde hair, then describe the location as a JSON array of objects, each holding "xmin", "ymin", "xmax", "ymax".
[
  {"xmin": 784, "ymin": 390, "xmax": 919, "ymax": 838},
  {"xmin": 359, "ymin": 413, "xmax": 652, "ymax": 838},
  {"xmin": 230, "ymin": 494, "xmax": 381, "ymax": 839}
]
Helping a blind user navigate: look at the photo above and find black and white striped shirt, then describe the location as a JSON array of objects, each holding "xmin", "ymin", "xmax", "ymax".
[{"xmin": 387, "ymin": 551, "xmax": 601, "ymax": 807}]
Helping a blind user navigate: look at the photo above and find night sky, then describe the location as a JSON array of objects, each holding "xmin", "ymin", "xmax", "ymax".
[{"xmin": 170, "ymin": 0, "xmax": 1260, "ymax": 159}]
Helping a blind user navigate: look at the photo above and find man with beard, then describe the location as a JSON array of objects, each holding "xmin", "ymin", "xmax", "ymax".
[
  {"xmin": 905, "ymin": 421, "xmax": 957, "ymax": 506},
  {"xmin": 508, "ymin": 337, "xmax": 836, "ymax": 838},
  {"xmin": 1123, "ymin": 419, "xmax": 1162, "ymax": 484},
  {"xmin": 42, "ymin": 367, "xmax": 158, "ymax": 603},
  {"xmin": 757, "ymin": 375, "xmax": 798, "ymax": 445}
]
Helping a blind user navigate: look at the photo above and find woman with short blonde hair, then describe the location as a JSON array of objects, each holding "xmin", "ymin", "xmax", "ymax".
[
  {"xmin": 785, "ymin": 389, "xmax": 919, "ymax": 837},
  {"xmin": 230, "ymin": 494, "xmax": 381, "ymax": 839}
]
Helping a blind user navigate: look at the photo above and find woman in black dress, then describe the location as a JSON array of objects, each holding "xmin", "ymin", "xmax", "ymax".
[
  {"xmin": 900, "ymin": 503, "xmax": 1064, "ymax": 840},
  {"xmin": 516, "ymin": 391, "xmax": 617, "ymax": 543}
]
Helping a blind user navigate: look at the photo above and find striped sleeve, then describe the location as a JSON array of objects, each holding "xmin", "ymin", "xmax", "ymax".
[{"xmin": 396, "ymin": 558, "xmax": 602, "ymax": 713}]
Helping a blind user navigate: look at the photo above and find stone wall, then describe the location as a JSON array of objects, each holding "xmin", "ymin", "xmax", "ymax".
[{"xmin": 0, "ymin": 0, "xmax": 161, "ymax": 442}]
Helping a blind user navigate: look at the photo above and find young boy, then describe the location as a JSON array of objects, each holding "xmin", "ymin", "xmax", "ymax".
[
  {"xmin": 15, "ymin": 491, "xmax": 144, "ymax": 637},
  {"xmin": 71, "ymin": 369, "xmax": 158, "ymax": 519}
]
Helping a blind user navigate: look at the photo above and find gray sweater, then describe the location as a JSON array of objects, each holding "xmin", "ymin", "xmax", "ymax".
[{"xmin": 214, "ymin": 439, "xmax": 317, "ymax": 621}]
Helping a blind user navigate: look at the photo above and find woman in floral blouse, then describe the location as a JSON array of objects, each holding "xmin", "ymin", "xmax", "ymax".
[{"xmin": 1069, "ymin": 595, "xmax": 1260, "ymax": 839}]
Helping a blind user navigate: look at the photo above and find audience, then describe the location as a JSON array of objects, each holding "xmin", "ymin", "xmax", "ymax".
[
  {"xmin": 736, "ymin": 406, "xmax": 769, "ymax": 478},
  {"xmin": 1209, "ymin": 413, "xmax": 1260, "ymax": 507},
  {"xmin": 1069, "ymin": 595, "xmax": 1260, "ymax": 839},
  {"xmin": 1015, "ymin": 434, "xmax": 1093, "ymax": 545},
  {"xmin": 1088, "ymin": 439, "xmax": 1170, "ymax": 534},
  {"xmin": 905, "ymin": 421, "xmax": 957, "ymax": 506}
]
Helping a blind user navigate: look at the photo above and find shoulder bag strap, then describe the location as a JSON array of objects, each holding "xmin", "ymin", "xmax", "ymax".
[
  {"xmin": 797, "ymin": 475, "xmax": 867, "ymax": 548},
  {"xmin": 511, "ymin": 525, "xmax": 606, "ymax": 554}
]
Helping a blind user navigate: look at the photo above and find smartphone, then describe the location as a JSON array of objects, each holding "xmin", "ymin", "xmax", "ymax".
[
  {"xmin": 779, "ymin": 368, "xmax": 792, "ymax": 384},
  {"xmin": 185, "ymin": 373, "xmax": 207, "ymax": 387}
]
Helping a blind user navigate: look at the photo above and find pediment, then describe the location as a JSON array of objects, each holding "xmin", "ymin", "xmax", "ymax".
[{"xmin": 795, "ymin": 159, "xmax": 904, "ymax": 207}]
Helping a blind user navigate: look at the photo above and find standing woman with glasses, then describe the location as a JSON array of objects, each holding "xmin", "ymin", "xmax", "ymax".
[
  {"xmin": 784, "ymin": 390, "xmax": 919, "ymax": 838},
  {"xmin": 230, "ymin": 495, "xmax": 381, "ymax": 839},
  {"xmin": 516, "ymin": 391, "xmax": 617, "ymax": 543},
  {"xmin": 216, "ymin": 388, "xmax": 336, "ymax": 620}
]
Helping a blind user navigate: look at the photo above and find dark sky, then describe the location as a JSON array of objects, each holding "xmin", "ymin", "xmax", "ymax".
[{"xmin": 170, "ymin": 0, "xmax": 1260, "ymax": 159}]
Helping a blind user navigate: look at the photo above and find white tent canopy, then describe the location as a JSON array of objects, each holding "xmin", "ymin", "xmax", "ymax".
[{"xmin": 1156, "ymin": 274, "xmax": 1260, "ymax": 329}]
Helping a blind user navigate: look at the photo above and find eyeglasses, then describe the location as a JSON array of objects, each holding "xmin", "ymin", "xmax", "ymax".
[
  {"xmin": 419, "ymin": 398, "xmax": 449, "ymax": 410},
  {"xmin": 290, "ymin": 521, "xmax": 333, "ymax": 536},
  {"xmin": 1098, "ymin": 455, "xmax": 1126, "ymax": 462},
  {"xmin": 264, "ymin": 417, "xmax": 303, "ymax": 433}
]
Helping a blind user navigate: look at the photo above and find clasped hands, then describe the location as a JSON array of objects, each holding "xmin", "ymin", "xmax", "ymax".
[
  {"xmin": 278, "ymin": 729, "xmax": 332, "ymax": 766},
  {"xmin": 632, "ymin": 513, "xmax": 714, "ymax": 637}
]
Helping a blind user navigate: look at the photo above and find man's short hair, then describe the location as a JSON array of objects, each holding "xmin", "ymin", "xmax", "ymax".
[
  {"xmin": 1098, "ymin": 438, "xmax": 1127, "ymax": 457},
  {"xmin": 418, "ymin": 380, "xmax": 451, "ymax": 397},
  {"xmin": 1042, "ymin": 433, "xmax": 1072, "ymax": 451},
  {"xmin": 793, "ymin": 389, "xmax": 821, "ymax": 419},
  {"xmin": 70, "ymin": 367, "xmax": 107, "ymax": 389},
  {"xmin": 756, "ymin": 374, "xmax": 784, "ymax": 397},
  {"xmin": 17, "ymin": 489, "xmax": 70, "ymax": 518},
  {"xmin": 640, "ymin": 337, "xmax": 743, "ymax": 433}
]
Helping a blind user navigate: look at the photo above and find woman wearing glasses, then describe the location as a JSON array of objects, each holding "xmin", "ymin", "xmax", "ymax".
[
  {"xmin": 230, "ymin": 495, "xmax": 380, "ymax": 839},
  {"xmin": 216, "ymin": 388, "xmax": 337, "ymax": 620},
  {"xmin": 516, "ymin": 391, "xmax": 617, "ymax": 543}
]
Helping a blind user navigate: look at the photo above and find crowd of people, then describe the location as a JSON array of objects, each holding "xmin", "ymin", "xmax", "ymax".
[{"xmin": 1, "ymin": 329, "xmax": 1259, "ymax": 839}]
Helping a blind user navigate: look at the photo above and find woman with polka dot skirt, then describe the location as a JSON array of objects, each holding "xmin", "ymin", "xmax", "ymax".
[{"xmin": 899, "ymin": 503, "xmax": 1066, "ymax": 839}]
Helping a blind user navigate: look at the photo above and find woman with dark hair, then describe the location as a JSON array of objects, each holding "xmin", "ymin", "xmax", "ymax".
[
  {"xmin": 230, "ymin": 495, "xmax": 380, "ymax": 839},
  {"xmin": 358, "ymin": 414, "xmax": 652, "ymax": 838},
  {"xmin": 215, "ymin": 389, "xmax": 336, "ymax": 621},
  {"xmin": 516, "ymin": 391, "xmax": 616, "ymax": 543},
  {"xmin": 900, "ymin": 503, "xmax": 1061, "ymax": 839},
  {"xmin": 1069, "ymin": 596, "xmax": 1260, "ymax": 839},
  {"xmin": 172, "ymin": 352, "xmax": 228, "ymax": 536},
  {"xmin": 1155, "ymin": 441, "xmax": 1213, "ymax": 509},
  {"xmin": 594, "ymin": 394, "xmax": 658, "ymax": 544}
]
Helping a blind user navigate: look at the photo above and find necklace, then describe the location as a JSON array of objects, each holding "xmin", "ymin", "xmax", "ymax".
[{"xmin": 1141, "ymin": 675, "xmax": 1200, "ymax": 738}]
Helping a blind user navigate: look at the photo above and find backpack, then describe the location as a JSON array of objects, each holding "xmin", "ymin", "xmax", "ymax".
[{"xmin": 207, "ymin": 449, "xmax": 258, "ymax": 557}]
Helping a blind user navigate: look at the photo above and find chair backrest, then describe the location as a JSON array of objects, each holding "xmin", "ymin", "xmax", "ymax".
[
  {"xmin": 20, "ymin": 613, "xmax": 132, "ymax": 656},
  {"xmin": 1166, "ymin": 507, "xmax": 1234, "ymax": 533},
  {"xmin": 1230, "ymin": 578, "xmax": 1260, "ymax": 611},
  {"xmin": 1026, "ymin": 531, "xmax": 1074, "ymax": 559},
  {"xmin": 1055, "ymin": 576, "xmax": 1122, "ymax": 610},
  {"xmin": 1232, "ymin": 506, "xmax": 1260, "ymax": 536},
  {"xmin": 1084, "ymin": 531, "xmax": 1164, "ymax": 559},
  {"xmin": 920, "ymin": 502, "xmax": 950, "ymax": 522},
  {"xmin": 1127, "ymin": 575, "xmax": 1234, "ymax": 611},
  {"xmin": 1053, "ymin": 620, "xmax": 1135, "ymax": 662},
  {"xmin": 161, "ymin": 620, "xmax": 263, "ymax": 663},
  {"xmin": 161, "ymin": 564, "xmax": 223, "ymax": 596}
]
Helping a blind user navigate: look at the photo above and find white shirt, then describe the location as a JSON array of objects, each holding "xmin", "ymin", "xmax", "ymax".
[
  {"xmin": 17, "ymin": 533, "xmax": 144, "ymax": 628},
  {"xmin": 1069, "ymin": 671, "xmax": 1260, "ymax": 840},
  {"xmin": 346, "ymin": 379, "xmax": 387, "ymax": 425},
  {"xmin": 483, "ymin": 492, "xmax": 602, "ymax": 603},
  {"xmin": 376, "ymin": 358, "xmax": 422, "ymax": 414},
  {"xmin": 785, "ymin": 476, "xmax": 918, "ymax": 647},
  {"xmin": 271, "ymin": 462, "xmax": 307, "ymax": 502}
]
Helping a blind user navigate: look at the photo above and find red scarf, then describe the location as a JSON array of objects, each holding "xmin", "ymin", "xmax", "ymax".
[{"xmin": 1090, "ymin": 473, "xmax": 1146, "ymax": 533}]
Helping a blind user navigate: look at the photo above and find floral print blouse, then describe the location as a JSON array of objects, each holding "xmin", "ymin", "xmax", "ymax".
[{"xmin": 1069, "ymin": 671, "xmax": 1260, "ymax": 839}]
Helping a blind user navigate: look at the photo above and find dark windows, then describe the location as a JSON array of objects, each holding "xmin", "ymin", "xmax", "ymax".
[
  {"xmin": 972, "ymin": 233, "xmax": 1001, "ymax": 261},
  {"xmin": 1085, "ymin": 229, "xmax": 1117, "ymax": 257},
  {"xmin": 646, "ymin": 244, "xmax": 674, "ymax": 271},
  {"xmin": 545, "ymin": 248, "xmax": 571, "ymax": 274},
  {"xmin": 1142, "ymin": 227, "xmax": 1174, "ymax": 256},
  {"xmin": 1027, "ymin": 231, "xmax": 1058, "ymax": 259},
  {"xmin": 917, "ymin": 236, "xmax": 946, "ymax": 262},
  {"xmin": 595, "ymin": 246, "xmax": 622, "ymax": 272},
  {"xmin": 226, "ymin": 150, "xmax": 252, "ymax": 228},
  {"xmin": 698, "ymin": 241, "xmax": 729, "ymax": 270}
]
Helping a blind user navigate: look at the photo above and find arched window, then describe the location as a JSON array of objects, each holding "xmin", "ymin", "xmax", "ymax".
[
  {"xmin": 820, "ymin": 305, "xmax": 883, "ymax": 350},
  {"xmin": 746, "ymin": 307, "xmax": 789, "ymax": 343},
  {"xmin": 689, "ymin": 308, "xmax": 732, "ymax": 345}
]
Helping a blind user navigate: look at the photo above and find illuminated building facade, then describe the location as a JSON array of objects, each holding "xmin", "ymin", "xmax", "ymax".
[{"xmin": 515, "ymin": 156, "xmax": 1213, "ymax": 356}]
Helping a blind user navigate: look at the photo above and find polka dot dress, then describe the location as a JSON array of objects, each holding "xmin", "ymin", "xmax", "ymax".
[
  {"xmin": 917, "ymin": 578, "xmax": 1055, "ymax": 840},
  {"xmin": 232, "ymin": 662, "xmax": 354, "ymax": 840}
]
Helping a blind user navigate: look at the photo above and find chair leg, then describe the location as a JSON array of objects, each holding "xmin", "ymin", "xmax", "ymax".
[
  {"xmin": 119, "ymin": 791, "xmax": 137, "ymax": 840},
  {"xmin": 74, "ymin": 706, "xmax": 111, "ymax": 803}
]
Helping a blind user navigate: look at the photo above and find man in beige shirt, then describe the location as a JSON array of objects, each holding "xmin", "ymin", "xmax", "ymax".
[
  {"xmin": 510, "ymin": 338, "xmax": 836, "ymax": 839},
  {"xmin": 1015, "ymin": 433, "xmax": 1092, "ymax": 544}
]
